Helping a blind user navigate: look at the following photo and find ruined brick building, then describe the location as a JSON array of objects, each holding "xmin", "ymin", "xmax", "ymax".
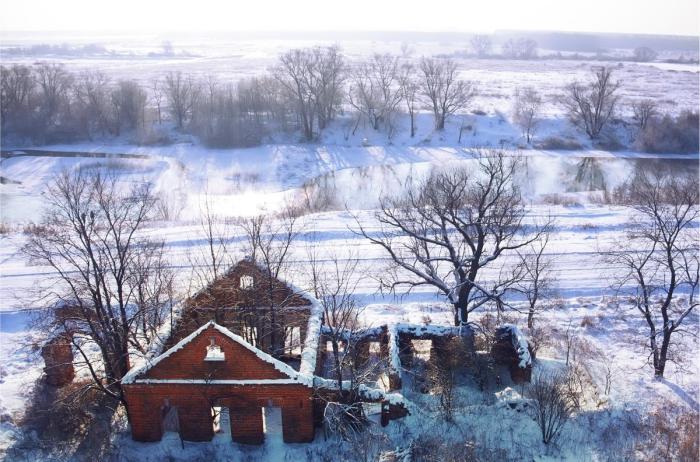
[
  {"xmin": 42, "ymin": 258, "xmax": 532, "ymax": 446},
  {"xmin": 121, "ymin": 258, "xmax": 324, "ymax": 444}
]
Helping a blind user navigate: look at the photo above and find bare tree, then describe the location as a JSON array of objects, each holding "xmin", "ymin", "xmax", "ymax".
[
  {"xmin": 73, "ymin": 70, "xmax": 111, "ymax": 137},
  {"xmin": 502, "ymin": 38, "xmax": 538, "ymax": 60},
  {"xmin": 348, "ymin": 54, "xmax": 402, "ymax": 132},
  {"xmin": 151, "ymin": 78, "xmax": 164, "ymax": 125},
  {"xmin": 630, "ymin": 99, "xmax": 658, "ymax": 131},
  {"xmin": 313, "ymin": 46, "xmax": 346, "ymax": 131},
  {"xmin": 428, "ymin": 337, "xmax": 468, "ymax": 421},
  {"xmin": 419, "ymin": 57, "xmax": 475, "ymax": 130},
  {"xmin": 238, "ymin": 207, "xmax": 299, "ymax": 355},
  {"xmin": 356, "ymin": 150, "xmax": 549, "ymax": 325},
  {"xmin": 633, "ymin": 46, "xmax": 658, "ymax": 62},
  {"xmin": 110, "ymin": 79, "xmax": 148, "ymax": 134},
  {"xmin": 561, "ymin": 67, "xmax": 621, "ymax": 139},
  {"xmin": 274, "ymin": 46, "xmax": 345, "ymax": 141},
  {"xmin": 164, "ymin": 71, "xmax": 199, "ymax": 129},
  {"xmin": 21, "ymin": 169, "xmax": 164, "ymax": 405},
  {"xmin": 188, "ymin": 192, "xmax": 232, "ymax": 290},
  {"xmin": 275, "ymin": 49, "xmax": 318, "ymax": 141},
  {"xmin": 515, "ymin": 233, "xmax": 556, "ymax": 328},
  {"xmin": 130, "ymin": 241, "xmax": 176, "ymax": 346},
  {"xmin": 607, "ymin": 167, "xmax": 699, "ymax": 377},
  {"xmin": 527, "ymin": 370, "xmax": 574, "ymax": 444},
  {"xmin": 34, "ymin": 62, "xmax": 73, "ymax": 129},
  {"xmin": 399, "ymin": 62, "xmax": 420, "ymax": 138},
  {"xmin": 1, "ymin": 64, "xmax": 35, "ymax": 132},
  {"xmin": 512, "ymin": 86, "xmax": 542, "ymax": 144},
  {"xmin": 470, "ymin": 35, "xmax": 492, "ymax": 58},
  {"xmin": 311, "ymin": 252, "xmax": 364, "ymax": 391}
]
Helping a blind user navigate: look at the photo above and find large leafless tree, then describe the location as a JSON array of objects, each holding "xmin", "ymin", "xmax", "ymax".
[
  {"xmin": 1, "ymin": 64, "xmax": 35, "ymax": 132},
  {"xmin": 188, "ymin": 192, "xmax": 232, "ymax": 290},
  {"xmin": 348, "ymin": 54, "xmax": 403, "ymax": 132},
  {"xmin": 607, "ymin": 167, "xmax": 699, "ymax": 377},
  {"xmin": 164, "ymin": 71, "xmax": 200, "ymax": 129},
  {"xmin": 562, "ymin": 66, "xmax": 621, "ymax": 139},
  {"xmin": 35, "ymin": 63, "xmax": 73, "ymax": 130},
  {"xmin": 22, "ymin": 169, "xmax": 170, "ymax": 404},
  {"xmin": 73, "ymin": 70, "xmax": 111, "ymax": 137},
  {"xmin": 274, "ymin": 46, "xmax": 345, "ymax": 141},
  {"xmin": 630, "ymin": 99, "xmax": 658, "ymax": 132},
  {"xmin": 357, "ymin": 150, "xmax": 549, "ymax": 325},
  {"xmin": 515, "ymin": 233, "xmax": 556, "ymax": 328},
  {"xmin": 419, "ymin": 57, "xmax": 475, "ymax": 130}
]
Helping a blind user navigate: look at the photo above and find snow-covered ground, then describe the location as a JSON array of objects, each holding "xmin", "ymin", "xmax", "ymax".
[
  {"xmin": 0, "ymin": 35, "xmax": 698, "ymax": 461},
  {"xmin": 0, "ymin": 140, "xmax": 697, "ymax": 460}
]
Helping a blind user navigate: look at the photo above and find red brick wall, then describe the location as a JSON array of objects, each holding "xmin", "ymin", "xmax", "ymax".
[
  {"xmin": 165, "ymin": 260, "xmax": 313, "ymax": 354},
  {"xmin": 230, "ymin": 406, "xmax": 264, "ymax": 444},
  {"xmin": 143, "ymin": 326, "xmax": 287, "ymax": 381},
  {"xmin": 124, "ymin": 382, "xmax": 315, "ymax": 444},
  {"xmin": 41, "ymin": 335, "xmax": 75, "ymax": 387}
]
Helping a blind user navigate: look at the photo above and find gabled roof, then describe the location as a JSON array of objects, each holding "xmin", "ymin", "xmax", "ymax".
[
  {"xmin": 122, "ymin": 258, "xmax": 324, "ymax": 386},
  {"xmin": 122, "ymin": 321, "xmax": 311, "ymax": 386}
]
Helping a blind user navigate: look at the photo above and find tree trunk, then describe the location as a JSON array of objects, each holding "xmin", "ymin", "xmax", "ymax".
[
  {"xmin": 454, "ymin": 299, "xmax": 469, "ymax": 326},
  {"xmin": 332, "ymin": 340, "xmax": 342, "ymax": 390},
  {"xmin": 436, "ymin": 114, "xmax": 446, "ymax": 130},
  {"xmin": 654, "ymin": 331, "xmax": 672, "ymax": 377}
]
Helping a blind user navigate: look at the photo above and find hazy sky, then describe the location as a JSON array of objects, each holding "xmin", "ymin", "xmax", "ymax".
[{"xmin": 1, "ymin": 0, "xmax": 698, "ymax": 36}]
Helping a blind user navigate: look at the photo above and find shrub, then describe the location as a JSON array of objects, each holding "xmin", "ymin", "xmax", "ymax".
[
  {"xmin": 580, "ymin": 315, "xmax": 596, "ymax": 328},
  {"xmin": 534, "ymin": 136, "xmax": 584, "ymax": 150},
  {"xmin": 540, "ymin": 193, "xmax": 582, "ymax": 207},
  {"xmin": 595, "ymin": 132, "xmax": 625, "ymax": 151},
  {"xmin": 635, "ymin": 110, "xmax": 699, "ymax": 154},
  {"xmin": 527, "ymin": 370, "xmax": 574, "ymax": 444},
  {"xmin": 638, "ymin": 402, "xmax": 699, "ymax": 461}
]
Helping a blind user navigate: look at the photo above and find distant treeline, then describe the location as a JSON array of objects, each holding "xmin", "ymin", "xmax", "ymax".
[
  {"xmin": 1, "ymin": 46, "xmax": 698, "ymax": 153},
  {"xmin": 1, "ymin": 43, "xmax": 112, "ymax": 57}
]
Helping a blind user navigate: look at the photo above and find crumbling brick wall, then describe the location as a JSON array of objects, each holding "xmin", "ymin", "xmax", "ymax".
[
  {"xmin": 166, "ymin": 260, "xmax": 312, "ymax": 356},
  {"xmin": 41, "ymin": 334, "xmax": 75, "ymax": 387}
]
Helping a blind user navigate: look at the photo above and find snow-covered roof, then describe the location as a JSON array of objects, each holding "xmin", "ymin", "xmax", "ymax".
[
  {"xmin": 122, "ymin": 321, "xmax": 312, "ymax": 386},
  {"xmin": 122, "ymin": 258, "xmax": 325, "ymax": 386}
]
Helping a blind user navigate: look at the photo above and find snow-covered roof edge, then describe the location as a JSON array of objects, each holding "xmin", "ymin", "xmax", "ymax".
[
  {"xmin": 122, "ymin": 320, "xmax": 311, "ymax": 386},
  {"xmin": 500, "ymin": 323, "xmax": 532, "ymax": 368},
  {"xmin": 285, "ymin": 279, "xmax": 323, "ymax": 376},
  {"xmin": 387, "ymin": 324, "xmax": 401, "ymax": 375}
]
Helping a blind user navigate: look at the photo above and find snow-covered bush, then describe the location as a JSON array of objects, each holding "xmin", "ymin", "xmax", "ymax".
[{"xmin": 527, "ymin": 370, "xmax": 575, "ymax": 444}]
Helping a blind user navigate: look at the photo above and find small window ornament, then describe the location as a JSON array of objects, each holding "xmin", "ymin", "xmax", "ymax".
[
  {"xmin": 205, "ymin": 337, "xmax": 225, "ymax": 361},
  {"xmin": 240, "ymin": 275, "xmax": 254, "ymax": 289}
]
